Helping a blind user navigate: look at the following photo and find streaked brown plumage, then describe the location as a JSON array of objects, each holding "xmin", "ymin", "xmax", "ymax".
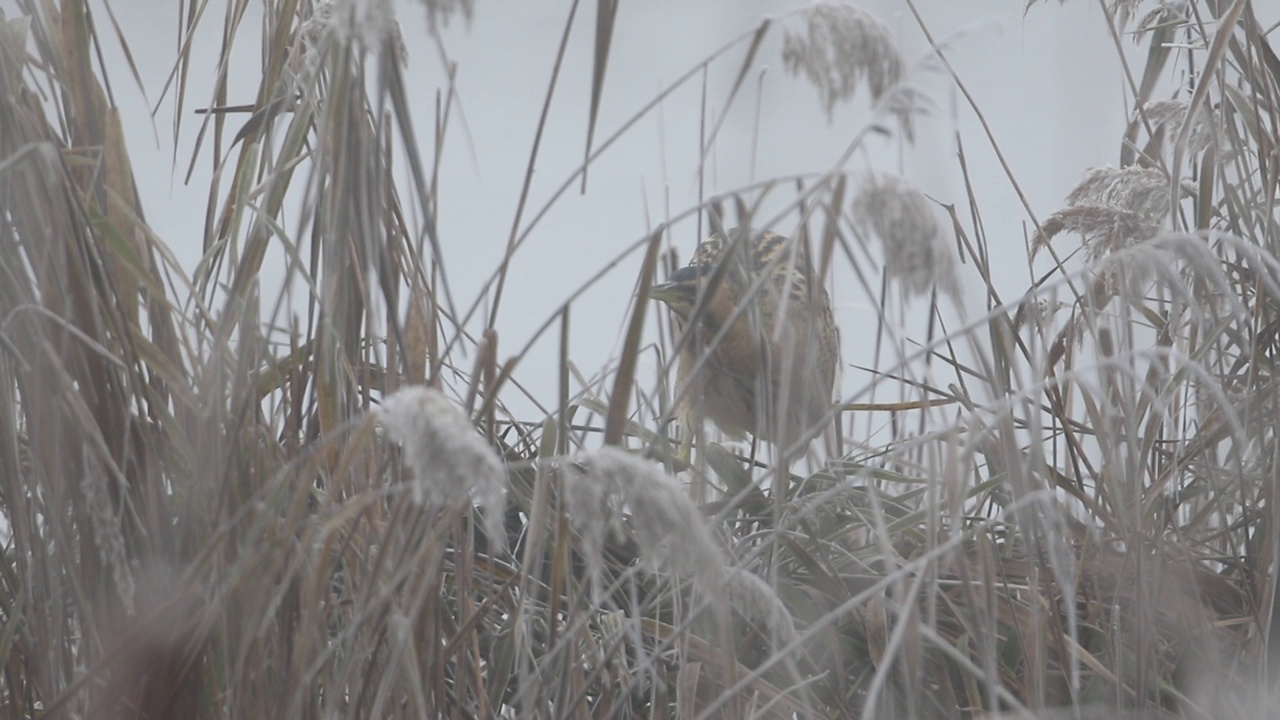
[{"xmin": 650, "ymin": 227, "xmax": 838, "ymax": 449}]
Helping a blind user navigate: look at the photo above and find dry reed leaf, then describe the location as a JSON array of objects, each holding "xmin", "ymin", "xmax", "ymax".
[
  {"xmin": 403, "ymin": 280, "xmax": 431, "ymax": 385},
  {"xmin": 863, "ymin": 591, "xmax": 889, "ymax": 669},
  {"xmin": 677, "ymin": 661, "xmax": 703, "ymax": 720}
]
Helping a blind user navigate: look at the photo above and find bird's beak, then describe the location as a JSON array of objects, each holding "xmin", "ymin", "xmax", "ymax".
[
  {"xmin": 647, "ymin": 281, "xmax": 682, "ymax": 305},
  {"xmin": 646, "ymin": 265, "xmax": 703, "ymax": 306}
]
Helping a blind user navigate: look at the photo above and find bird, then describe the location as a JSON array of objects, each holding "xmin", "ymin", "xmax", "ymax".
[{"xmin": 649, "ymin": 226, "xmax": 839, "ymax": 452}]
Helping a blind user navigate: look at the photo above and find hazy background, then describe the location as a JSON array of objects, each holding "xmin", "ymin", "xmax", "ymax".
[{"xmin": 53, "ymin": 0, "xmax": 1160, "ymax": 425}]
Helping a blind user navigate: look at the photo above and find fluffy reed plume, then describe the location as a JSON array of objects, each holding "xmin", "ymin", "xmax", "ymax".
[
  {"xmin": 725, "ymin": 567, "xmax": 800, "ymax": 648},
  {"xmin": 782, "ymin": 3, "xmax": 904, "ymax": 122},
  {"xmin": 422, "ymin": 0, "xmax": 475, "ymax": 30},
  {"xmin": 1067, "ymin": 166, "xmax": 1171, "ymax": 222},
  {"xmin": 285, "ymin": 3, "xmax": 338, "ymax": 87},
  {"xmin": 1026, "ymin": 0, "xmax": 1146, "ymax": 29},
  {"xmin": 852, "ymin": 171, "xmax": 958, "ymax": 298},
  {"xmin": 1034, "ymin": 166, "xmax": 1173, "ymax": 262},
  {"xmin": 302, "ymin": 0, "xmax": 408, "ymax": 65},
  {"xmin": 80, "ymin": 450, "xmax": 136, "ymax": 614},
  {"xmin": 1138, "ymin": 99, "xmax": 1223, "ymax": 158},
  {"xmin": 377, "ymin": 386, "xmax": 507, "ymax": 545},
  {"xmin": 566, "ymin": 447, "xmax": 726, "ymax": 581},
  {"xmin": 565, "ymin": 447, "xmax": 798, "ymax": 648}
]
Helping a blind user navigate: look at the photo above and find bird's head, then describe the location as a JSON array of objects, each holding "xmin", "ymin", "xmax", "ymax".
[
  {"xmin": 648, "ymin": 227, "xmax": 811, "ymax": 322},
  {"xmin": 648, "ymin": 262, "xmax": 716, "ymax": 319}
]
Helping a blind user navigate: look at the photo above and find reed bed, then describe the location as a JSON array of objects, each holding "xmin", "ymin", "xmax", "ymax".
[{"xmin": 1, "ymin": 1, "xmax": 1278, "ymax": 717}]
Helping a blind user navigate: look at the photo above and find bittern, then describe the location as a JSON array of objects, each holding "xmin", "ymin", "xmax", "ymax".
[{"xmin": 650, "ymin": 227, "xmax": 839, "ymax": 451}]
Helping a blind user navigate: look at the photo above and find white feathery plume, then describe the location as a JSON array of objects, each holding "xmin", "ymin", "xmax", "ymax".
[
  {"xmin": 852, "ymin": 171, "xmax": 958, "ymax": 299},
  {"xmin": 782, "ymin": 3, "xmax": 904, "ymax": 123},
  {"xmin": 378, "ymin": 386, "xmax": 507, "ymax": 549}
]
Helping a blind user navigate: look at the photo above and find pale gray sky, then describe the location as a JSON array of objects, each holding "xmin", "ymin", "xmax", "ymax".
[{"xmin": 28, "ymin": 0, "xmax": 1206, "ymax": 427}]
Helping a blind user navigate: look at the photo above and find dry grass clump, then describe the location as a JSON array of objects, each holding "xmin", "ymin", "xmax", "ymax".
[{"xmin": 4, "ymin": 0, "xmax": 1280, "ymax": 718}]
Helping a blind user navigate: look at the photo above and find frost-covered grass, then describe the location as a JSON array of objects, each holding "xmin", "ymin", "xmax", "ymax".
[{"xmin": 2, "ymin": 1, "xmax": 1278, "ymax": 717}]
